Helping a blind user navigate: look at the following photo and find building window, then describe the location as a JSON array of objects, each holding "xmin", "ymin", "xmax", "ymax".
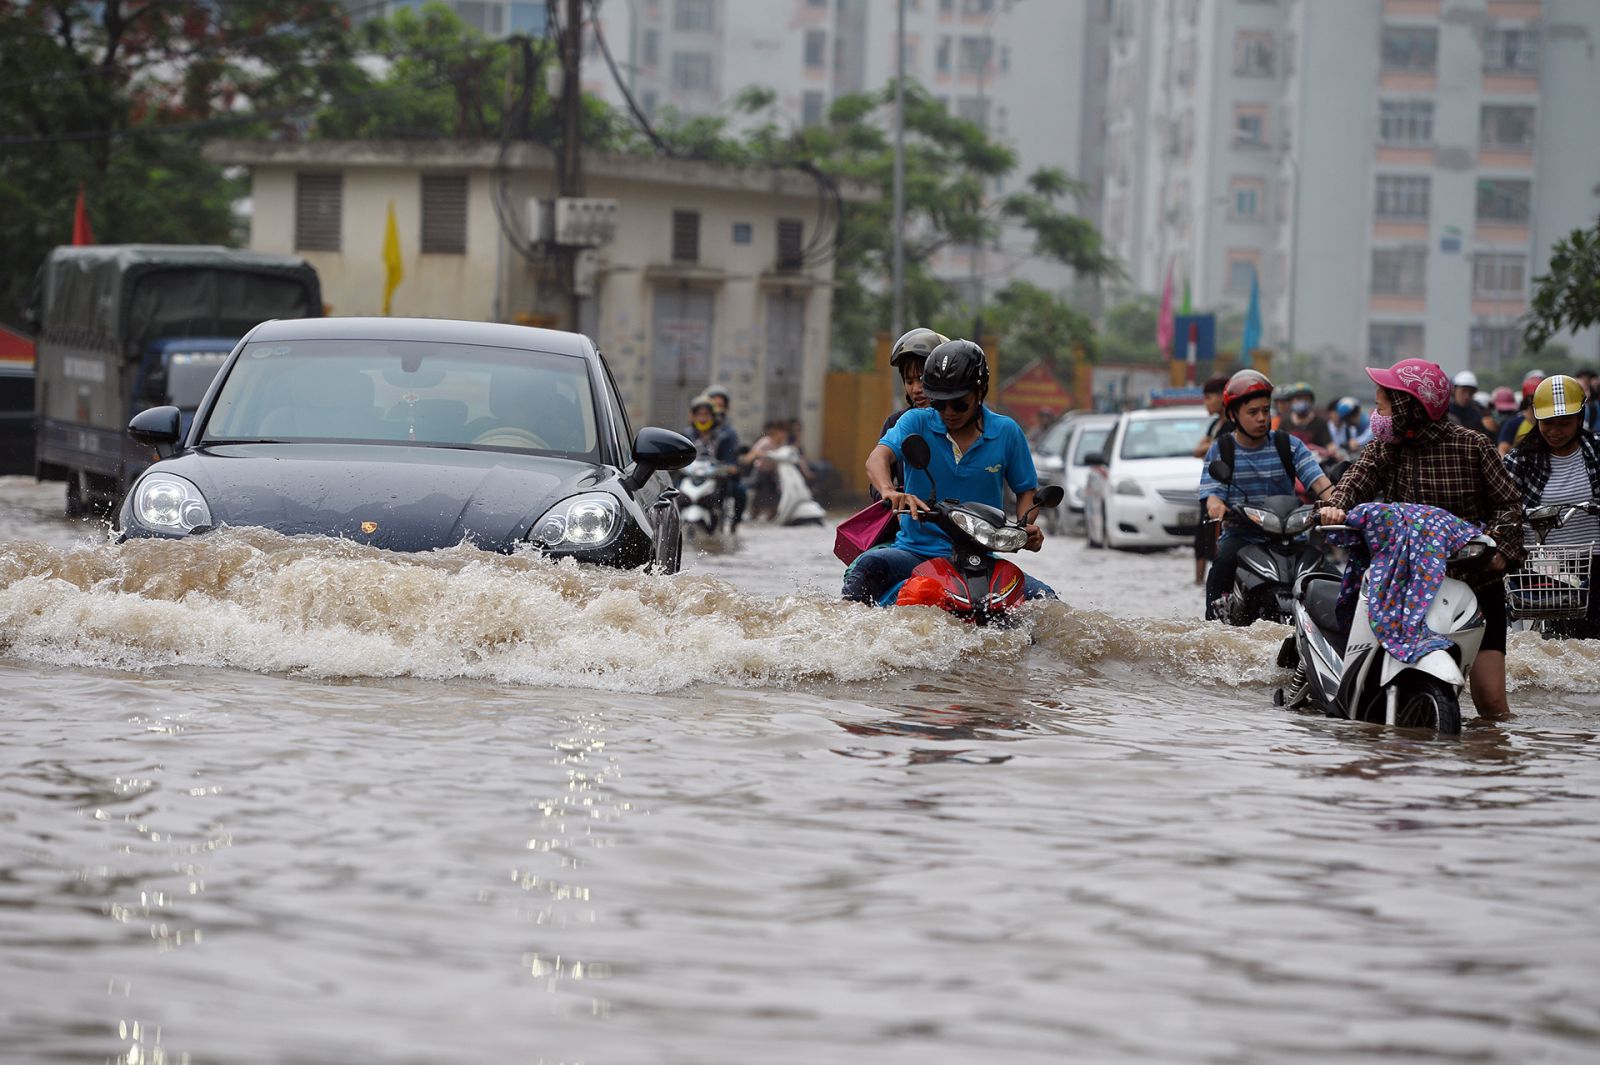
[
  {"xmin": 776, "ymin": 218, "xmax": 804, "ymax": 272},
  {"xmin": 671, "ymin": 51, "xmax": 713, "ymax": 91},
  {"xmin": 1480, "ymin": 105, "xmax": 1536, "ymax": 150},
  {"xmin": 1374, "ymin": 174, "xmax": 1430, "ymax": 220},
  {"xmin": 940, "ymin": 0, "xmax": 954, "ymax": 14},
  {"xmin": 671, "ymin": 210, "xmax": 700, "ymax": 263},
  {"xmin": 509, "ymin": 2, "xmax": 547, "ymax": 34},
  {"xmin": 1469, "ymin": 325, "xmax": 1523, "ymax": 372},
  {"xmin": 1483, "ymin": 28, "xmax": 1538, "ymax": 74},
  {"xmin": 1233, "ymin": 31, "xmax": 1274, "ymax": 76},
  {"xmin": 801, "ymin": 90, "xmax": 826, "ymax": 126},
  {"xmin": 1233, "ymin": 104, "xmax": 1266, "ymax": 146},
  {"xmin": 642, "ymin": 29, "xmax": 660, "ymax": 67},
  {"xmin": 1381, "ymin": 26, "xmax": 1437, "ymax": 73},
  {"xmin": 675, "ymin": 0, "xmax": 715, "ymax": 32},
  {"xmin": 1225, "ymin": 252, "xmax": 1259, "ymax": 293},
  {"xmin": 294, "ymin": 172, "xmax": 342, "ymax": 252},
  {"xmin": 1369, "ymin": 323, "xmax": 1425, "ymax": 363},
  {"xmin": 963, "ymin": 0, "xmax": 995, "ymax": 12},
  {"xmin": 1371, "ymin": 246, "xmax": 1427, "ymax": 296},
  {"xmin": 804, "ymin": 29, "xmax": 826, "ymax": 69},
  {"xmin": 1473, "ymin": 253, "xmax": 1526, "ymax": 297},
  {"xmin": 1229, "ymin": 178, "xmax": 1264, "ymax": 221},
  {"xmin": 1477, "ymin": 179, "xmax": 1531, "ymax": 224},
  {"xmin": 935, "ymin": 35, "xmax": 952, "ymax": 72},
  {"xmin": 641, "ymin": 90, "xmax": 658, "ymax": 119},
  {"xmin": 958, "ymin": 35, "xmax": 993, "ymax": 75},
  {"xmin": 732, "ymin": 222, "xmax": 752, "ymax": 245},
  {"xmin": 955, "ymin": 96, "xmax": 989, "ymax": 129},
  {"xmin": 420, "ymin": 175, "xmax": 467, "ymax": 255},
  {"xmin": 1379, "ymin": 100, "xmax": 1434, "ymax": 146}
]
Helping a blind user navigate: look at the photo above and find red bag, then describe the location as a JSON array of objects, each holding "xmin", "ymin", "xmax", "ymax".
[{"xmin": 833, "ymin": 499, "xmax": 898, "ymax": 565}]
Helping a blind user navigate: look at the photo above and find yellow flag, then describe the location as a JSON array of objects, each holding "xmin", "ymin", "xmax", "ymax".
[{"xmin": 382, "ymin": 200, "xmax": 404, "ymax": 315}]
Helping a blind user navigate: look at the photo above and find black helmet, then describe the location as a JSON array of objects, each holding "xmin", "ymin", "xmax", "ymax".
[
  {"xmin": 889, "ymin": 327, "xmax": 949, "ymax": 372},
  {"xmin": 922, "ymin": 339, "xmax": 990, "ymax": 401}
]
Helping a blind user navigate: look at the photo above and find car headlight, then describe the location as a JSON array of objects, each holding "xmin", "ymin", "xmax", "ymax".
[
  {"xmin": 531, "ymin": 493, "xmax": 621, "ymax": 548},
  {"xmin": 131, "ymin": 473, "xmax": 212, "ymax": 532},
  {"xmin": 949, "ymin": 509, "xmax": 1028, "ymax": 552},
  {"xmin": 1114, "ymin": 479, "xmax": 1144, "ymax": 497}
]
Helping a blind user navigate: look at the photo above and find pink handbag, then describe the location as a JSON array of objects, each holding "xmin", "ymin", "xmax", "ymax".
[{"xmin": 833, "ymin": 499, "xmax": 898, "ymax": 565}]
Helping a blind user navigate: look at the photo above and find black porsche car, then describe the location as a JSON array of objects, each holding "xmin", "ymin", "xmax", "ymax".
[{"xmin": 117, "ymin": 317, "xmax": 698, "ymax": 571}]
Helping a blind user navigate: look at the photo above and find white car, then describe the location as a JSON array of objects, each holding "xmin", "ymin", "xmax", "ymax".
[
  {"xmin": 1062, "ymin": 413, "xmax": 1117, "ymax": 534},
  {"xmin": 1028, "ymin": 412, "xmax": 1084, "ymax": 533},
  {"xmin": 1082, "ymin": 406, "xmax": 1210, "ymax": 550}
]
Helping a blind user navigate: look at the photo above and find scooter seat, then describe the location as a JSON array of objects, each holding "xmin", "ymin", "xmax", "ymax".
[{"xmin": 1299, "ymin": 574, "xmax": 1347, "ymax": 656}]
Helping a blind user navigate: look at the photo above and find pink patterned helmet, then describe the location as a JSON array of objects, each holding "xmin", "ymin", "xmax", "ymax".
[{"xmin": 1366, "ymin": 358, "xmax": 1451, "ymax": 421}]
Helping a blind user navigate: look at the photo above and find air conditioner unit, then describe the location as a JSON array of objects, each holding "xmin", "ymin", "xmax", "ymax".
[{"xmin": 527, "ymin": 197, "xmax": 620, "ymax": 247}]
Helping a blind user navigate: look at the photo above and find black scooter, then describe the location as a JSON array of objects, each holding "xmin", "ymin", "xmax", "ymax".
[{"xmin": 1207, "ymin": 458, "xmax": 1336, "ymax": 626}]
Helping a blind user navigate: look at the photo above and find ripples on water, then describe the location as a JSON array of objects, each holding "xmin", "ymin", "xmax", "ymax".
[{"xmin": 2, "ymin": 494, "xmax": 1600, "ymax": 1063}]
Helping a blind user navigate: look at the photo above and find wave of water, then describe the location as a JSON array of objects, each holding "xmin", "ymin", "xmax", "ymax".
[{"xmin": 3, "ymin": 529, "xmax": 1598, "ymax": 695}]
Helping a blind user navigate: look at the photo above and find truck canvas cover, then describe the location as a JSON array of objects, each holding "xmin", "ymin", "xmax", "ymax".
[{"xmin": 30, "ymin": 245, "xmax": 321, "ymax": 355}]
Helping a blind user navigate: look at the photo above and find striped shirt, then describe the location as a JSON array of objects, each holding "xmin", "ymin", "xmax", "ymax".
[
  {"xmin": 1534, "ymin": 449, "xmax": 1600, "ymax": 550},
  {"xmin": 1198, "ymin": 431, "xmax": 1325, "ymax": 505}
]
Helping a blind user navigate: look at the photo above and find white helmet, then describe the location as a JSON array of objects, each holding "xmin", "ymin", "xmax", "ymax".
[
  {"xmin": 1452, "ymin": 370, "xmax": 1478, "ymax": 388},
  {"xmin": 1474, "ymin": 389, "xmax": 1491, "ymax": 407}
]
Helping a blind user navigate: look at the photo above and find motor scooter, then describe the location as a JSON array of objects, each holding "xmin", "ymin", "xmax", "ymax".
[
  {"xmin": 1276, "ymin": 524, "xmax": 1496, "ymax": 735},
  {"xmin": 768, "ymin": 444, "xmax": 826, "ymax": 526},
  {"xmin": 1206, "ymin": 458, "xmax": 1335, "ymax": 625},
  {"xmin": 892, "ymin": 434, "xmax": 1063, "ymax": 626},
  {"xmin": 675, "ymin": 455, "xmax": 738, "ymax": 540},
  {"xmin": 1506, "ymin": 500, "xmax": 1600, "ymax": 636}
]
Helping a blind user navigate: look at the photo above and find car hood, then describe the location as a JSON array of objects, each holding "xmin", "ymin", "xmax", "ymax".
[{"xmin": 159, "ymin": 443, "xmax": 611, "ymax": 551}]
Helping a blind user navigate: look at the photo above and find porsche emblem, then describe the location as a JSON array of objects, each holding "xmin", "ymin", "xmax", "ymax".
[{"xmin": 360, "ymin": 521, "xmax": 379, "ymax": 534}]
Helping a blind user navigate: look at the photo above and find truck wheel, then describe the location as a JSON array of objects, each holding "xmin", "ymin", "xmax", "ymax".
[{"xmin": 65, "ymin": 474, "xmax": 88, "ymax": 518}]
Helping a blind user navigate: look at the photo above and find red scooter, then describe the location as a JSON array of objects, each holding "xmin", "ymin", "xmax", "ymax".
[{"xmin": 892, "ymin": 434, "xmax": 1063, "ymax": 625}]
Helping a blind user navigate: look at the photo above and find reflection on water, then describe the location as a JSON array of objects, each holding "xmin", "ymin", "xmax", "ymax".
[{"xmin": 2, "ymin": 480, "xmax": 1599, "ymax": 1062}]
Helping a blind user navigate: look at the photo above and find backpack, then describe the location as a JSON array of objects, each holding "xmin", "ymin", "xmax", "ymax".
[{"xmin": 1217, "ymin": 430, "xmax": 1296, "ymax": 491}]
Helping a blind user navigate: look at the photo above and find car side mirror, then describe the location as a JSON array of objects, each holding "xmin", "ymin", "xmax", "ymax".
[
  {"xmin": 623, "ymin": 427, "xmax": 697, "ymax": 491},
  {"xmin": 1208, "ymin": 459, "xmax": 1233, "ymax": 484},
  {"xmin": 1082, "ymin": 452, "xmax": 1105, "ymax": 467},
  {"xmin": 903, "ymin": 434, "xmax": 932, "ymax": 470},
  {"xmin": 128, "ymin": 405, "xmax": 182, "ymax": 450}
]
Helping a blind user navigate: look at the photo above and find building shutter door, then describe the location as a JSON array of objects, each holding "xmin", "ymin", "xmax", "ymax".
[
  {"xmin": 764, "ymin": 292, "xmax": 806, "ymax": 424},
  {"xmin": 650, "ymin": 286, "xmax": 713, "ymax": 430},
  {"xmin": 421, "ymin": 175, "xmax": 468, "ymax": 254}
]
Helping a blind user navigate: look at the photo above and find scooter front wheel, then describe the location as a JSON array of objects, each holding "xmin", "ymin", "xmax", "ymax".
[{"xmin": 1392, "ymin": 676, "xmax": 1462, "ymax": 735}]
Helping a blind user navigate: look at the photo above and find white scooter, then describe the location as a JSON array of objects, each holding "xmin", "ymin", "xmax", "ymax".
[
  {"xmin": 768, "ymin": 444, "xmax": 825, "ymax": 526},
  {"xmin": 675, "ymin": 456, "xmax": 738, "ymax": 540},
  {"xmin": 1275, "ymin": 525, "xmax": 1497, "ymax": 735}
]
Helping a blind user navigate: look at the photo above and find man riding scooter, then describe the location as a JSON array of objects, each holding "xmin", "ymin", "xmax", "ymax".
[
  {"xmin": 1199, "ymin": 369, "xmax": 1335, "ymax": 621},
  {"xmin": 842, "ymin": 339, "xmax": 1054, "ymax": 605}
]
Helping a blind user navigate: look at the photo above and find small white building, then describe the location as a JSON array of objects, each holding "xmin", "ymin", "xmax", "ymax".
[{"xmin": 205, "ymin": 139, "xmax": 873, "ymax": 448}]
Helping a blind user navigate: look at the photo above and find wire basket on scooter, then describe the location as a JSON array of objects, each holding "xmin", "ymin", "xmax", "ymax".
[{"xmin": 1505, "ymin": 544, "xmax": 1593, "ymax": 620}]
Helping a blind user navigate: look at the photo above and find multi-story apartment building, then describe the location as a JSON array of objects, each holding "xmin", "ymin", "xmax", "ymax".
[
  {"xmin": 386, "ymin": 1, "xmax": 1100, "ymax": 303},
  {"xmin": 1103, "ymin": 0, "xmax": 1600, "ymax": 381}
]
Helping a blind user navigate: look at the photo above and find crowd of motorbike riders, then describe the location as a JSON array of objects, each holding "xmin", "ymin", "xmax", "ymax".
[{"xmin": 829, "ymin": 326, "xmax": 1600, "ymax": 721}]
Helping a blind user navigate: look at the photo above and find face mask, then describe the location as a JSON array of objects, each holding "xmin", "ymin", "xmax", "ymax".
[
  {"xmin": 1368, "ymin": 412, "xmax": 1395, "ymax": 442},
  {"xmin": 693, "ymin": 415, "xmax": 714, "ymax": 432},
  {"xmin": 1291, "ymin": 400, "xmax": 1311, "ymax": 415}
]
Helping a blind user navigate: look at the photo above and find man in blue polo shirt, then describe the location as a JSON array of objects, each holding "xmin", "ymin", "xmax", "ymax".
[
  {"xmin": 841, "ymin": 339, "xmax": 1055, "ymax": 604},
  {"xmin": 1198, "ymin": 368, "xmax": 1334, "ymax": 621}
]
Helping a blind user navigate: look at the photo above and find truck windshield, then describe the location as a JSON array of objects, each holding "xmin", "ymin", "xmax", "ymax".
[
  {"xmin": 167, "ymin": 352, "xmax": 229, "ymax": 408},
  {"xmin": 201, "ymin": 339, "xmax": 601, "ymax": 460}
]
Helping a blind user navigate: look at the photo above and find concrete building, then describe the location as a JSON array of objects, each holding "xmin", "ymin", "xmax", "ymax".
[
  {"xmin": 206, "ymin": 139, "xmax": 873, "ymax": 449},
  {"xmin": 1103, "ymin": 0, "xmax": 1600, "ymax": 382}
]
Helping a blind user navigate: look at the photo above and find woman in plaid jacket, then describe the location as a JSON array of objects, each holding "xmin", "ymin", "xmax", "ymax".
[{"xmin": 1319, "ymin": 358, "xmax": 1524, "ymax": 718}]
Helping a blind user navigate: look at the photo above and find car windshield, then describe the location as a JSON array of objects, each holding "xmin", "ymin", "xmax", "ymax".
[
  {"xmin": 1118, "ymin": 416, "xmax": 1209, "ymax": 460},
  {"xmin": 1036, "ymin": 417, "xmax": 1073, "ymax": 456},
  {"xmin": 201, "ymin": 339, "xmax": 601, "ymax": 460},
  {"xmin": 1071, "ymin": 425, "xmax": 1111, "ymax": 465}
]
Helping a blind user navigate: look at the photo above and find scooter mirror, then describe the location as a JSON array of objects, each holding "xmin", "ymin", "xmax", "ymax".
[
  {"xmin": 1035, "ymin": 485, "xmax": 1065, "ymax": 509},
  {"xmin": 903, "ymin": 434, "xmax": 932, "ymax": 471},
  {"xmin": 1208, "ymin": 459, "xmax": 1233, "ymax": 484}
]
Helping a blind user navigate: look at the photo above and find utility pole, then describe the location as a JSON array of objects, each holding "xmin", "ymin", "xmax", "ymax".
[
  {"xmin": 890, "ymin": 0, "xmax": 905, "ymax": 342},
  {"xmin": 558, "ymin": 0, "xmax": 585, "ymax": 331}
]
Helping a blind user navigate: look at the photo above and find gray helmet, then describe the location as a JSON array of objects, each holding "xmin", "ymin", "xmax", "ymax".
[{"xmin": 889, "ymin": 327, "xmax": 949, "ymax": 372}]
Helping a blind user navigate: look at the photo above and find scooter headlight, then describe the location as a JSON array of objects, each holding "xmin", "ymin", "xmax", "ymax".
[
  {"xmin": 1285, "ymin": 509, "xmax": 1316, "ymax": 535},
  {"xmin": 1241, "ymin": 506, "xmax": 1283, "ymax": 534},
  {"xmin": 131, "ymin": 473, "xmax": 212, "ymax": 532},
  {"xmin": 530, "ymin": 494, "xmax": 620, "ymax": 548},
  {"xmin": 949, "ymin": 510, "xmax": 1028, "ymax": 552}
]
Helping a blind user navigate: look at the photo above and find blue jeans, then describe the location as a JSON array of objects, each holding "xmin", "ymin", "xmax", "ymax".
[{"xmin": 841, "ymin": 545, "xmax": 1057, "ymax": 606}]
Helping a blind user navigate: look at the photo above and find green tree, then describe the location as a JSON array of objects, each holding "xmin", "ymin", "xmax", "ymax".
[
  {"xmin": 0, "ymin": 0, "xmax": 365, "ymax": 323},
  {"xmin": 1526, "ymin": 216, "xmax": 1600, "ymax": 352},
  {"xmin": 1097, "ymin": 296, "xmax": 1163, "ymax": 365}
]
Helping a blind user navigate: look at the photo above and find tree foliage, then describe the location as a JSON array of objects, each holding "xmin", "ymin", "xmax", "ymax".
[
  {"xmin": 0, "ymin": 0, "xmax": 364, "ymax": 324},
  {"xmin": 1526, "ymin": 216, "xmax": 1600, "ymax": 353}
]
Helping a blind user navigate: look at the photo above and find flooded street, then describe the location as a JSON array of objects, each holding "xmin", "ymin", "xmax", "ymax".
[{"xmin": 3, "ymin": 474, "xmax": 1599, "ymax": 1063}]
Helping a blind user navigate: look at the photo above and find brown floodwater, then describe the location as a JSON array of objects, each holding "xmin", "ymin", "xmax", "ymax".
[{"xmin": 2, "ymin": 475, "xmax": 1598, "ymax": 1064}]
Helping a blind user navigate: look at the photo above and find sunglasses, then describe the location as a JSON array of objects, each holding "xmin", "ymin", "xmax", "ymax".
[{"xmin": 931, "ymin": 397, "xmax": 972, "ymax": 413}]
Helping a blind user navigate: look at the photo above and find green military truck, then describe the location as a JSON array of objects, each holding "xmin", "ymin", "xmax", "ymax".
[{"xmin": 29, "ymin": 245, "xmax": 321, "ymax": 514}]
